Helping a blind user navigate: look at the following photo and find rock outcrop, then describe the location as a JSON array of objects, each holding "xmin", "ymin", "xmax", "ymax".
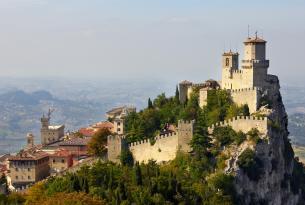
[{"xmin": 228, "ymin": 80, "xmax": 303, "ymax": 204}]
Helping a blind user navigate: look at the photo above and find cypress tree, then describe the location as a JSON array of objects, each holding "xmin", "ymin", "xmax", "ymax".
[
  {"xmin": 134, "ymin": 162, "xmax": 142, "ymax": 186},
  {"xmin": 148, "ymin": 98, "xmax": 153, "ymax": 109},
  {"xmin": 175, "ymin": 85, "xmax": 180, "ymax": 103}
]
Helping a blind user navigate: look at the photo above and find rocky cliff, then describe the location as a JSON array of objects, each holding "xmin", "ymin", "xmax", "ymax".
[{"xmin": 226, "ymin": 79, "xmax": 304, "ymax": 204}]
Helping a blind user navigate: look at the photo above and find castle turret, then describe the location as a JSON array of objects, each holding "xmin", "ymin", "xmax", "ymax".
[
  {"xmin": 177, "ymin": 120, "xmax": 194, "ymax": 152},
  {"xmin": 242, "ymin": 35, "xmax": 269, "ymax": 88},
  {"xmin": 40, "ymin": 110, "xmax": 65, "ymax": 145},
  {"xmin": 107, "ymin": 135, "xmax": 127, "ymax": 163},
  {"xmin": 179, "ymin": 80, "xmax": 193, "ymax": 104},
  {"xmin": 221, "ymin": 51, "xmax": 239, "ymax": 89}
]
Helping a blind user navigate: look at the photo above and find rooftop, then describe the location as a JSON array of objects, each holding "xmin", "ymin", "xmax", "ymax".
[
  {"xmin": 50, "ymin": 149, "xmax": 72, "ymax": 158},
  {"xmin": 8, "ymin": 150, "xmax": 48, "ymax": 161},
  {"xmin": 244, "ymin": 36, "xmax": 266, "ymax": 43},
  {"xmin": 223, "ymin": 50, "xmax": 239, "ymax": 56},
  {"xmin": 179, "ymin": 80, "xmax": 192, "ymax": 85},
  {"xmin": 48, "ymin": 125, "xmax": 64, "ymax": 130},
  {"xmin": 92, "ymin": 121, "xmax": 114, "ymax": 129},
  {"xmin": 59, "ymin": 137, "xmax": 91, "ymax": 146},
  {"xmin": 79, "ymin": 127, "xmax": 96, "ymax": 137}
]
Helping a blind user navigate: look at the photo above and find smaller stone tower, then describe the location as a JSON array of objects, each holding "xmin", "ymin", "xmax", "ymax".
[
  {"xmin": 177, "ymin": 120, "xmax": 195, "ymax": 153},
  {"xmin": 179, "ymin": 80, "xmax": 192, "ymax": 104},
  {"xmin": 221, "ymin": 51, "xmax": 239, "ymax": 89},
  {"xmin": 26, "ymin": 133, "xmax": 34, "ymax": 149},
  {"xmin": 113, "ymin": 118, "xmax": 124, "ymax": 135},
  {"xmin": 107, "ymin": 135, "xmax": 127, "ymax": 163}
]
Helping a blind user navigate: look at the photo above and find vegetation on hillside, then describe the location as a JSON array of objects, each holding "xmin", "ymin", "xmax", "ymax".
[{"xmin": 124, "ymin": 88, "xmax": 249, "ymax": 143}]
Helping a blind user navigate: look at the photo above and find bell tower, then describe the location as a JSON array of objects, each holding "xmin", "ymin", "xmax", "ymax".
[
  {"xmin": 242, "ymin": 34, "xmax": 269, "ymax": 88},
  {"xmin": 221, "ymin": 51, "xmax": 239, "ymax": 89}
]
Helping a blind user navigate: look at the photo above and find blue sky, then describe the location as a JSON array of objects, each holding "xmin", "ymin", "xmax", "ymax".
[{"xmin": 0, "ymin": 0, "xmax": 304, "ymax": 84}]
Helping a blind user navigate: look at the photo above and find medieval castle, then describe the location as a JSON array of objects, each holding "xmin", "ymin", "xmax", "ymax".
[{"xmin": 108, "ymin": 35, "xmax": 276, "ymax": 163}]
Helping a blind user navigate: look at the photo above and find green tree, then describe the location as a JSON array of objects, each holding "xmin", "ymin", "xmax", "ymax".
[
  {"xmin": 242, "ymin": 104, "xmax": 250, "ymax": 116},
  {"xmin": 120, "ymin": 149, "xmax": 134, "ymax": 166},
  {"xmin": 191, "ymin": 109, "xmax": 211, "ymax": 155},
  {"xmin": 88, "ymin": 128, "xmax": 111, "ymax": 157},
  {"xmin": 237, "ymin": 148, "xmax": 263, "ymax": 181},
  {"xmin": 134, "ymin": 162, "xmax": 142, "ymax": 186},
  {"xmin": 148, "ymin": 98, "xmax": 153, "ymax": 109},
  {"xmin": 175, "ymin": 85, "xmax": 180, "ymax": 103}
]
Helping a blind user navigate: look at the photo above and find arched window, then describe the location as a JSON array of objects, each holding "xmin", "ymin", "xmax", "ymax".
[{"xmin": 225, "ymin": 58, "xmax": 230, "ymax": 66}]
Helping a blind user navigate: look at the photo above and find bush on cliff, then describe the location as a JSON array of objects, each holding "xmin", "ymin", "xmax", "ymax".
[{"xmin": 237, "ymin": 148, "xmax": 263, "ymax": 181}]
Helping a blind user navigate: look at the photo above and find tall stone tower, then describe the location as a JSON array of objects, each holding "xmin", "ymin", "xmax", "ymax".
[
  {"xmin": 242, "ymin": 35, "xmax": 269, "ymax": 88},
  {"xmin": 221, "ymin": 35, "xmax": 269, "ymax": 90},
  {"xmin": 179, "ymin": 80, "xmax": 192, "ymax": 104}
]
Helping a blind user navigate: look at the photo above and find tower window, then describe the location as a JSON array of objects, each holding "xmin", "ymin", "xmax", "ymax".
[{"xmin": 225, "ymin": 58, "xmax": 230, "ymax": 66}]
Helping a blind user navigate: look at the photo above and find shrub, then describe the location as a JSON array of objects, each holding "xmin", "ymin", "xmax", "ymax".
[
  {"xmin": 120, "ymin": 149, "xmax": 134, "ymax": 166},
  {"xmin": 237, "ymin": 149, "xmax": 263, "ymax": 181},
  {"xmin": 247, "ymin": 128, "xmax": 261, "ymax": 144},
  {"xmin": 213, "ymin": 126, "xmax": 246, "ymax": 146}
]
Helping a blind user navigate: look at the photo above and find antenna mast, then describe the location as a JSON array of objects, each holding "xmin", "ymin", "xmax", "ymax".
[{"xmin": 247, "ymin": 25, "xmax": 250, "ymax": 38}]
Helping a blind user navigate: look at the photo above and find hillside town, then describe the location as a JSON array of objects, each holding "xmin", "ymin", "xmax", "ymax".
[
  {"xmin": 0, "ymin": 35, "xmax": 305, "ymax": 204},
  {"xmin": 0, "ymin": 105, "xmax": 135, "ymax": 192}
]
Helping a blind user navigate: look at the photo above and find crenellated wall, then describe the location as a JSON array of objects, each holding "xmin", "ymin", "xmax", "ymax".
[
  {"xmin": 229, "ymin": 87, "xmax": 262, "ymax": 114},
  {"xmin": 208, "ymin": 116, "xmax": 268, "ymax": 135},
  {"xmin": 107, "ymin": 120, "xmax": 194, "ymax": 164},
  {"xmin": 129, "ymin": 132, "xmax": 179, "ymax": 163}
]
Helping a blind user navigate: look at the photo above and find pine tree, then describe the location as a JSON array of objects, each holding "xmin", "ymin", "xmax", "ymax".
[
  {"xmin": 242, "ymin": 104, "xmax": 250, "ymax": 116},
  {"xmin": 191, "ymin": 109, "xmax": 211, "ymax": 155},
  {"xmin": 175, "ymin": 85, "xmax": 180, "ymax": 103},
  {"xmin": 134, "ymin": 162, "xmax": 142, "ymax": 186},
  {"xmin": 148, "ymin": 98, "xmax": 153, "ymax": 109}
]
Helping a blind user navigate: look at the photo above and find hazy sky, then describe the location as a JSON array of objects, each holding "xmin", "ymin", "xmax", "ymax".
[{"xmin": 0, "ymin": 0, "xmax": 304, "ymax": 84}]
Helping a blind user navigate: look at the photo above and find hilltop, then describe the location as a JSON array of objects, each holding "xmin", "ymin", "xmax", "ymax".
[{"xmin": 2, "ymin": 36, "xmax": 305, "ymax": 205}]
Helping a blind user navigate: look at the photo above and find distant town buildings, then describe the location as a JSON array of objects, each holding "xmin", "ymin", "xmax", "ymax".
[
  {"xmin": 8, "ymin": 149, "xmax": 49, "ymax": 190},
  {"xmin": 106, "ymin": 106, "xmax": 136, "ymax": 120},
  {"xmin": 40, "ymin": 109, "xmax": 65, "ymax": 145},
  {"xmin": 49, "ymin": 149, "xmax": 73, "ymax": 174}
]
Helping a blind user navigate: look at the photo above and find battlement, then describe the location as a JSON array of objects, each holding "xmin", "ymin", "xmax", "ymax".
[
  {"xmin": 232, "ymin": 69, "xmax": 243, "ymax": 74},
  {"xmin": 229, "ymin": 87, "xmax": 261, "ymax": 93},
  {"xmin": 208, "ymin": 116, "xmax": 268, "ymax": 135},
  {"xmin": 178, "ymin": 119, "xmax": 195, "ymax": 125},
  {"xmin": 192, "ymin": 83, "xmax": 206, "ymax": 87},
  {"xmin": 107, "ymin": 135, "xmax": 126, "ymax": 141},
  {"xmin": 128, "ymin": 132, "xmax": 178, "ymax": 148}
]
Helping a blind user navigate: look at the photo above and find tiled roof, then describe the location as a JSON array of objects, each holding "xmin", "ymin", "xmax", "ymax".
[
  {"xmin": 92, "ymin": 121, "xmax": 114, "ymax": 129},
  {"xmin": 8, "ymin": 150, "xmax": 48, "ymax": 161},
  {"xmin": 59, "ymin": 137, "xmax": 91, "ymax": 146},
  {"xmin": 244, "ymin": 37, "xmax": 266, "ymax": 43},
  {"xmin": 106, "ymin": 107, "xmax": 124, "ymax": 115},
  {"xmin": 50, "ymin": 149, "xmax": 72, "ymax": 158},
  {"xmin": 79, "ymin": 128, "xmax": 96, "ymax": 137}
]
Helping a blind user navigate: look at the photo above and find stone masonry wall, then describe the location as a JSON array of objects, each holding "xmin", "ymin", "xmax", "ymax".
[
  {"xmin": 208, "ymin": 116, "xmax": 268, "ymax": 135},
  {"xmin": 129, "ymin": 133, "xmax": 179, "ymax": 163},
  {"xmin": 230, "ymin": 87, "xmax": 261, "ymax": 114}
]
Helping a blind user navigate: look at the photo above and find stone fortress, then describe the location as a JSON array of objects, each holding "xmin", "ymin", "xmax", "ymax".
[
  {"xmin": 108, "ymin": 34, "xmax": 276, "ymax": 164},
  {"xmin": 40, "ymin": 109, "xmax": 65, "ymax": 145}
]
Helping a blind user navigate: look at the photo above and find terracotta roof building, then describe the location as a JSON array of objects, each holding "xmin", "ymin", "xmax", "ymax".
[
  {"xmin": 8, "ymin": 150, "xmax": 50, "ymax": 189},
  {"xmin": 49, "ymin": 149, "xmax": 73, "ymax": 174}
]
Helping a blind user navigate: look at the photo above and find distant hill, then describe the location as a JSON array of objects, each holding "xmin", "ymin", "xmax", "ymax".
[{"xmin": 0, "ymin": 90, "xmax": 105, "ymax": 154}]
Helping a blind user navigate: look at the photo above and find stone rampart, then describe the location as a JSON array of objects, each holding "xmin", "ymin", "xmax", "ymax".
[
  {"xmin": 208, "ymin": 116, "xmax": 268, "ymax": 135},
  {"xmin": 230, "ymin": 87, "xmax": 261, "ymax": 114},
  {"xmin": 129, "ymin": 132, "xmax": 179, "ymax": 163}
]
